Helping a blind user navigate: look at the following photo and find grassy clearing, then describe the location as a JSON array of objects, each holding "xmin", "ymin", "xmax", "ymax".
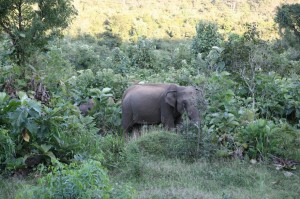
[
  {"xmin": 0, "ymin": 177, "xmax": 28, "ymax": 199},
  {"xmin": 1, "ymin": 130, "xmax": 299, "ymax": 199},
  {"xmin": 111, "ymin": 131, "xmax": 300, "ymax": 199},
  {"xmin": 2, "ymin": 158, "xmax": 299, "ymax": 199},
  {"xmin": 115, "ymin": 157, "xmax": 300, "ymax": 199}
]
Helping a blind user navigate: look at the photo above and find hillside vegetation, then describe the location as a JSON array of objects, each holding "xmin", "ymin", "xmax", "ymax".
[
  {"xmin": 0, "ymin": 0, "xmax": 300, "ymax": 198},
  {"xmin": 69, "ymin": 0, "xmax": 298, "ymax": 41}
]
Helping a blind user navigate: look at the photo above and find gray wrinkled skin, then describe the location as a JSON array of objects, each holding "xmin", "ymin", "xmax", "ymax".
[
  {"xmin": 79, "ymin": 98, "xmax": 94, "ymax": 116},
  {"xmin": 121, "ymin": 84, "xmax": 200, "ymax": 137}
]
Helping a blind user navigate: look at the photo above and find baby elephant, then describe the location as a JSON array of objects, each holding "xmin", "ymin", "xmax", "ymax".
[
  {"xmin": 79, "ymin": 97, "xmax": 94, "ymax": 116},
  {"xmin": 121, "ymin": 83, "xmax": 200, "ymax": 137}
]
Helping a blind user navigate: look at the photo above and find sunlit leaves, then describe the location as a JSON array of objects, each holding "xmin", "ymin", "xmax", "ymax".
[
  {"xmin": 0, "ymin": 0, "xmax": 77, "ymax": 66},
  {"xmin": 275, "ymin": 4, "xmax": 300, "ymax": 40},
  {"xmin": 191, "ymin": 21, "xmax": 223, "ymax": 57}
]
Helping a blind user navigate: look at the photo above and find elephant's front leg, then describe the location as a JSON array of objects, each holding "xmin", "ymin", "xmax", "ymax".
[
  {"xmin": 175, "ymin": 116, "xmax": 183, "ymax": 125},
  {"xmin": 161, "ymin": 101, "xmax": 177, "ymax": 131},
  {"xmin": 161, "ymin": 110, "xmax": 176, "ymax": 130},
  {"xmin": 162, "ymin": 117, "xmax": 176, "ymax": 130}
]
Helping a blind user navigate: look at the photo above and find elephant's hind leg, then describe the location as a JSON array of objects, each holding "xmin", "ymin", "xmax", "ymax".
[{"xmin": 122, "ymin": 107, "xmax": 134, "ymax": 139}]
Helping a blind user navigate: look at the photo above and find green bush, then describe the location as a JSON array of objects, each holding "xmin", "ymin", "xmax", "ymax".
[
  {"xmin": 128, "ymin": 37, "xmax": 157, "ymax": 70},
  {"xmin": 58, "ymin": 68, "xmax": 127, "ymax": 134},
  {"xmin": 33, "ymin": 43, "xmax": 76, "ymax": 91},
  {"xmin": 191, "ymin": 21, "xmax": 223, "ymax": 57},
  {"xmin": 0, "ymin": 128, "xmax": 15, "ymax": 165},
  {"xmin": 105, "ymin": 47, "xmax": 130, "ymax": 75},
  {"xmin": 0, "ymin": 92, "xmax": 102, "ymax": 171},
  {"xmin": 16, "ymin": 160, "xmax": 136, "ymax": 199},
  {"xmin": 171, "ymin": 44, "xmax": 192, "ymax": 69},
  {"xmin": 255, "ymin": 73, "xmax": 300, "ymax": 122},
  {"xmin": 237, "ymin": 120, "xmax": 300, "ymax": 161},
  {"xmin": 99, "ymin": 134, "xmax": 125, "ymax": 169},
  {"xmin": 97, "ymin": 30, "xmax": 122, "ymax": 49}
]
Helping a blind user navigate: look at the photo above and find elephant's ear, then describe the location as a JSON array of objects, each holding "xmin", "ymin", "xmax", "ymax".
[{"xmin": 165, "ymin": 91, "xmax": 177, "ymax": 107}]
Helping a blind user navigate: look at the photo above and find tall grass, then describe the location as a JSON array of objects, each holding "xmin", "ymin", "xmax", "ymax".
[
  {"xmin": 0, "ymin": 177, "xmax": 27, "ymax": 199},
  {"xmin": 1, "ymin": 130, "xmax": 299, "ymax": 199},
  {"xmin": 112, "ymin": 130, "xmax": 300, "ymax": 199}
]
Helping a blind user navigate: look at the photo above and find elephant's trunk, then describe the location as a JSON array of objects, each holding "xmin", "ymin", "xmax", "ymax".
[{"xmin": 188, "ymin": 109, "xmax": 200, "ymax": 125}]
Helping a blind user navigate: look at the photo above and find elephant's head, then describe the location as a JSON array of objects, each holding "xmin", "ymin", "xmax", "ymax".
[
  {"xmin": 165, "ymin": 85, "xmax": 200, "ymax": 124},
  {"xmin": 79, "ymin": 97, "xmax": 95, "ymax": 116}
]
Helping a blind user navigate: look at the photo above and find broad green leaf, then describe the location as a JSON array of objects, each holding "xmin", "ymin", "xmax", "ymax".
[
  {"xmin": 5, "ymin": 157, "xmax": 25, "ymax": 170},
  {"xmin": 0, "ymin": 92, "xmax": 9, "ymax": 104},
  {"xmin": 9, "ymin": 108, "xmax": 28, "ymax": 128},
  {"xmin": 46, "ymin": 151, "xmax": 58, "ymax": 164},
  {"xmin": 89, "ymin": 88, "xmax": 101, "ymax": 95},
  {"xmin": 220, "ymin": 71, "xmax": 230, "ymax": 76},
  {"xmin": 26, "ymin": 120, "xmax": 39, "ymax": 135},
  {"xmin": 27, "ymin": 100, "xmax": 42, "ymax": 116},
  {"xmin": 3, "ymin": 100, "xmax": 21, "ymax": 113},
  {"xmin": 102, "ymin": 87, "xmax": 111, "ymax": 93},
  {"xmin": 102, "ymin": 94, "xmax": 113, "ymax": 97},
  {"xmin": 257, "ymin": 119, "xmax": 267, "ymax": 128},
  {"xmin": 230, "ymin": 121, "xmax": 240, "ymax": 126},
  {"xmin": 41, "ymin": 144, "xmax": 53, "ymax": 153},
  {"xmin": 17, "ymin": 91, "xmax": 28, "ymax": 103},
  {"xmin": 225, "ymin": 89, "xmax": 234, "ymax": 96}
]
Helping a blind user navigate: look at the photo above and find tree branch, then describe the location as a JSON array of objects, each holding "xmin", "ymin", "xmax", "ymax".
[{"xmin": 0, "ymin": 21, "xmax": 15, "ymax": 40}]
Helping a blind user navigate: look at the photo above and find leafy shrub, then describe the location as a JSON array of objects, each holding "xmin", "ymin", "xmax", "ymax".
[
  {"xmin": 0, "ymin": 92, "xmax": 101, "ymax": 171},
  {"xmin": 171, "ymin": 44, "xmax": 192, "ymax": 69},
  {"xmin": 63, "ymin": 67, "xmax": 127, "ymax": 102},
  {"xmin": 178, "ymin": 121, "xmax": 217, "ymax": 160},
  {"xmin": 0, "ymin": 64, "xmax": 27, "ymax": 94},
  {"xmin": 105, "ymin": 47, "xmax": 130, "ymax": 75},
  {"xmin": 95, "ymin": 68, "xmax": 129, "ymax": 100},
  {"xmin": 0, "ymin": 128, "xmax": 15, "ymax": 165},
  {"xmin": 16, "ymin": 160, "xmax": 136, "ymax": 199},
  {"xmin": 121, "ymin": 140, "xmax": 144, "ymax": 178},
  {"xmin": 221, "ymin": 33, "xmax": 250, "ymax": 72},
  {"xmin": 98, "ymin": 134, "xmax": 125, "ymax": 169},
  {"xmin": 33, "ymin": 44, "xmax": 76, "ymax": 91},
  {"xmin": 254, "ymin": 73, "xmax": 300, "ymax": 122},
  {"xmin": 237, "ymin": 119, "xmax": 300, "ymax": 161},
  {"xmin": 59, "ymin": 68, "xmax": 127, "ymax": 133},
  {"xmin": 191, "ymin": 21, "xmax": 223, "ymax": 57},
  {"xmin": 192, "ymin": 46, "xmax": 225, "ymax": 74},
  {"xmin": 97, "ymin": 30, "xmax": 122, "ymax": 49},
  {"xmin": 89, "ymin": 88, "xmax": 122, "ymax": 134},
  {"xmin": 128, "ymin": 37, "xmax": 157, "ymax": 70},
  {"xmin": 268, "ymin": 123, "xmax": 300, "ymax": 161}
]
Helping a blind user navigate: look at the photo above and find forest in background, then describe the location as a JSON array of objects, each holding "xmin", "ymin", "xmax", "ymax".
[
  {"xmin": 0, "ymin": 0, "xmax": 300, "ymax": 198},
  {"xmin": 69, "ymin": 0, "xmax": 298, "ymax": 41}
]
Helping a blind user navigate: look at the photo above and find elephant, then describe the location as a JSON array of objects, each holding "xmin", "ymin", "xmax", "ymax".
[
  {"xmin": 79, "ymin": 97, "xmax": 94, "ymax": 116},
  {"xmin": 121, "ymin": 83, "xmax": 200, "ymax": 137}
]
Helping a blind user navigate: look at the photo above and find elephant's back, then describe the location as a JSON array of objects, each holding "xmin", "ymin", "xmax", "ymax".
[
  {"xmin": 122, "ymin": 84, "xmax": 166, "ymax": 124},
  {"xmin": 123, "ymin": 84, "xmax": 176, "ymax": 97}
]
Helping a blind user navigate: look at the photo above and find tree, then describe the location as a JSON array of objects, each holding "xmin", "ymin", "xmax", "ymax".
[
  {"xmin": 275, "ymin": 4, "xmax": 300, "ymax": 47},
  {"xmin": 0, "ymin": 0, "xmax": 77, "ymax": 68},
  {"xmin": 191, "ymin": 21, "xmax": 222, "ymax": 57}
]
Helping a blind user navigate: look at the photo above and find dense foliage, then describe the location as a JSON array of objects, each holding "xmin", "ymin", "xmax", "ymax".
[
  {"xmin": 0, "ymin": 0, "xmax": 77, "ymax": 67},
  {"xmin": 275, "ymin": 3, "xmax": 300, "ymax": 46},
  {"xmin": 0, "ymin": 0, "xmax": 300, "ymax": 198},
  {"xmin": 16, "ymin": 160, "xmax": 135, "ymax": 199}
]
